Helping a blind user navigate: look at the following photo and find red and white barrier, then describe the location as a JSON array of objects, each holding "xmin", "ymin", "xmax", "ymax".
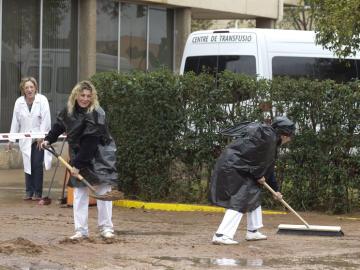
[{"xmin": 0, "ymin": 133, "xmax": 66, "ymax": 141}]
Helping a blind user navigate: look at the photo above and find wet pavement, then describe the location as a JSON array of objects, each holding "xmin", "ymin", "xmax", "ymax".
[
  {"xmin": 1, "ymin": 167, "xmax": 360, "ymax": 269},
  {"xmin": 0, "ymin": 166, "xmax": 67, "ymax": 204}
]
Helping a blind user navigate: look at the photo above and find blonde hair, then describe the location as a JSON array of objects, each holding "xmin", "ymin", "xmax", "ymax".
[
  {"xmin": 67, "ymin": 80, "xmax": 99, "ymax": 115},
  {"xmin": 19, "ymin": 77, "xmax": 38, "ymax": 95}
]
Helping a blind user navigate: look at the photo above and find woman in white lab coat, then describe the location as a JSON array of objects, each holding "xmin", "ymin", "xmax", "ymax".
[{"xmin": 8, "ymin": 77, "xmax": 52, "ymax": 200}]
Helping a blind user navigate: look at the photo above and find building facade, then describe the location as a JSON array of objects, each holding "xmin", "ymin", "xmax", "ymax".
[{"xmin": 0, "ymin": 0, "xmax": 296, "ymax": 133}]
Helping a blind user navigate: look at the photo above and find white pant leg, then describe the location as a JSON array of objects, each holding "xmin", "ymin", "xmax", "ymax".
[
  {"xmin": 96, "ymin": 184, "xmax": 114, "ymax": 233},
  {"xmin": 73, "ymin": 186, "xmax": 89, "ymax": 236},
  {"xmin": 247, "ymin": 206, "xmax": 263, "ymax": 231},
  {"xmin": 216, "ymin": 209, "xmax": 243, "ymax": 239}
]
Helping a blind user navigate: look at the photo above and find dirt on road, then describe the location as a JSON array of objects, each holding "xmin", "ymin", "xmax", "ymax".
[{"xmin": 0, "ymin": 168, "xmax": 360, "ymax": 270}]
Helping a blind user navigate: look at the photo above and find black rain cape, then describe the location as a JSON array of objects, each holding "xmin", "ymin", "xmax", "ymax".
[
  {"xmin": 210, "ymin": 122, "xmax": 278, "ymax": 213},
  {"xmin": 57, "ymin": 106, "xmax": 118, "ymax": 188}
]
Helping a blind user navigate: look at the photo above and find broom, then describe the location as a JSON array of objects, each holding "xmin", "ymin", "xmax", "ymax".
[
  {"xmin": 44, "ymin": 145, "xmax": 124, "ymax": 201},
  {"xmin": 39, "ymin": 139, "xmax": 67, "ymax": 205},
  {"xmin": 263, "ymin": 182, "xmax": 344, "ymax": 236}
]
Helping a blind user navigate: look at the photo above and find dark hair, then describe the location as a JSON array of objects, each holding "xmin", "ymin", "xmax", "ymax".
[{"xmin": 271, "ymin": 116, "xmax": 295, "ymax": 136}]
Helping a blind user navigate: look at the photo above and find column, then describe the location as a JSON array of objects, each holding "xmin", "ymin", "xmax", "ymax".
[{"xmin": 79, "ymin": 0, "xmax": 97, "ymax": 80}]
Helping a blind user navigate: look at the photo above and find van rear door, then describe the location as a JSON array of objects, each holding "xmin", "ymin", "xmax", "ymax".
[
  {"xmin": 181, "ymin": 30, "xmax": 259, "ymax": 77},
  {"xmin": 181, "ymin": 31, "xmax": 221, "ymax": 75},
  {"xmin": 216, "ymin": 30, "xmax": 259, "ymax": 77}
]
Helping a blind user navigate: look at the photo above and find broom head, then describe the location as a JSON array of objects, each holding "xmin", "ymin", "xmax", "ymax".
[
  {"xmin": 38, "ymin": 197, "xmax": 52, "ymax": 205},
  {"xmin": 89, "ymin": 190, "xmax": 124, "ymax": 201},
  {"xmin": 277, "ymin": 224, "xmax": 344, "ymax": 236}
]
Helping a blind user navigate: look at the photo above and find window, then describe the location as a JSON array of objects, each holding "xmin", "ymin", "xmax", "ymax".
[
  {"xmin": 96, "ymin": 0, "xmax": 119, "ymax": 72},
  {"xmin": 148, "ymin": 7, "xmax": 174, "ymax": 71},
  {"xmin": 96, "ymin": 0, "xmax": 175, "ymax": 72},
  {"xmin": 42, "ymin": 0, "xmax": 78, "ymax": 119},
  {"xmin": 56, "ymin": 67, "xmax": 72, "ymax": 93},
  {"xmin": 184, "ymin": 56, "xmax": 218, "ymax": 75},
  {"xmin": 219, "ymin": 55, "xmax": 256, "ymax": 75},
  {"xmin": 1, "ymin": 0, "xmax": 40, "ymax": 132},
  {"xmin": 184, "ymin": 55, "xmax": 256, "ymax": 76},
  {"xmin": 272, "ymin": 56, "xmax": 360, "ymax": 82},
  {"xmin": 40, "ymin": 67, "xmax": 52, "ymax": 93},
  {"xmin": 120, "ymin": 3, "xmax": 147, "ymax": 71}
]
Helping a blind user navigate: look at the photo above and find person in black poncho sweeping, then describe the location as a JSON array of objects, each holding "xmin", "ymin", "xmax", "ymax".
[
  {"xmin": 210, "ymin": 116, "xmax": 295, "ymax": 245},
  {"xmin": 41, "ymin": 80, "xmax": 118, "ymax": 240}
]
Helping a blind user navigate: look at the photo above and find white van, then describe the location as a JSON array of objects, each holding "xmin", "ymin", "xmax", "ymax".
[{"xmin": 180, "ymin": 28, "xmax": 360, "ymax": 82}]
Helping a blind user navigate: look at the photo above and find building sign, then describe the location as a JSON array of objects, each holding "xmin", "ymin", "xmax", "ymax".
[{"xmin": 191, "ymin": 33, "xmax": 254, "ymax": 44}]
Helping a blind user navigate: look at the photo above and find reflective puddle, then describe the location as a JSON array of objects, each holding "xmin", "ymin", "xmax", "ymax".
[
  {"xmin": 116, "ymin": 230, "xmax": 182, "ymax": 236},
  {"xmin": 153, "ymin": 256, "xmax": 264, "ymax": 267},
  {"xmin": 153, "ymin": 253, "xmax": 360, "ymax": 269}
]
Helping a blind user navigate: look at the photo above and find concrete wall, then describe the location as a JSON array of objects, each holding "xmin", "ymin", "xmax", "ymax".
[
  {"xmin": 136, "ymin": 0, "xmax": 282, "ymax": 20},
  {"xmin": 0, "ymin": 145, "xmax": 23, "ymax": 170},
  {"xmin": 284, "ymin": 0, "xmax": 301, "ymax": 6},
  {"xmin": 0, "ymin": 142, "xmax": 69, "ymax": 170}
]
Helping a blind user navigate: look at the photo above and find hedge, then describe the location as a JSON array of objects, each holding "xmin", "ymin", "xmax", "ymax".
[{"xmin": 92, "ymin": 69, "xmax": 360, "ymax": 213}]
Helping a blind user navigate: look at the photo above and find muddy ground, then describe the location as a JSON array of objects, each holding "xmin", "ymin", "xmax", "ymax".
[{"xmin": 0, "ymin": 167, "xmax": 360, "ymax": 270}]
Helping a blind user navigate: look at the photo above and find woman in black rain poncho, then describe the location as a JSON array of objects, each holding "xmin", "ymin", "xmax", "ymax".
[
  {"xmin": 210, "ymin": 116, "xmax": 295, "ymax": 245},
  {"xmin": 41, "ymin": 80, "xmax": 118, "ymax": 240}
]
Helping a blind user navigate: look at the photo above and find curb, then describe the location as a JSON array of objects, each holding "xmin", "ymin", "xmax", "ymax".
[
  {"xmin": 114, "ymin": 199, "xmax": 287, "ymax": 214},
  {"xmin": 337, "ymin": 217, "xmax": 360, "ymax": 221}
]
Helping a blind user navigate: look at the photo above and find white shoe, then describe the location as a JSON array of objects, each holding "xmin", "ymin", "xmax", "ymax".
[
  {"xmin": 69, "ymin": 231, "xmax": 87, "ymax": 240},
  {"xmin": 212, "ymin": 235, "xmax": 239, "ymax": 245},
  {"xmin": 245, "ymin": 231, "xmax": 267, "ymax": 241},
  {"xmin": 101, "ymin": 231, "xmax": 115, "ymax": 239}
]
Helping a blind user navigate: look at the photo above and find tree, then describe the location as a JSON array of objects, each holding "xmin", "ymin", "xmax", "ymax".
[
  {"xmin": 191, "ymin": 19, "xmax": 214, "ymax": 32},
  {"xmin": 277, "ymin": 1, "xmax": 314, "ymax": 30},
  {"xmin": 310, "ymin": 0, "xmax": 360, "ymax": 58},
  {"xmin": 226, "ymin": 19, "xmax": 255, "ymax": 28}
]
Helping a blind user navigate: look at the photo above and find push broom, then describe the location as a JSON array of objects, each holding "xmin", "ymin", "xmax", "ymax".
[
  {"xmin": 38, "ymin": 139, "xmax": 67, "ymax": 205},
  {"xmin": 263, "ymin": 182, "xmax": 344, "ymax": 236},
  {"xmin": 44, "ymin": 145, "xmax": 124, "ymax": 201}
]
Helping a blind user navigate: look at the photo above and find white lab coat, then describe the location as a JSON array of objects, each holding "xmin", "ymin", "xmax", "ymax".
[{"xmin": 9, "ymin": 93, "xmax": 52, "ymax": 174}]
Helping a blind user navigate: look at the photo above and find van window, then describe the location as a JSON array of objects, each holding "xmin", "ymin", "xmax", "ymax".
[
  {"xmin": 272, "ymin": 56, "xmax": 360, "ymax": 82},
  {"xmin": 184, "ymin": 55, "xmax": 256, "ymax": 76},
  {"xmin": 219, "ymin": 55, "xmax": 256, "ymax": 75},
  {"xmin": 184, "ymin": 56, "xmax": 217, "ymax": 75}
]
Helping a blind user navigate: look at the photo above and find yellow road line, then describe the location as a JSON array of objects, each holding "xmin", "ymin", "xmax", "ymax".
[
  {"xmin": 337, "ymin": 217, "xmax": 360, "ymax": 221},
  {"xmin": 113, "ymin": 199, "xmax": 287, "ymax": 215}
]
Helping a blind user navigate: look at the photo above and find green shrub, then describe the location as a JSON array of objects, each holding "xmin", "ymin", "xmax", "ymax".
[{"xmin": 91, "ymin": 70, "xmax": 360, "ymax": 213}]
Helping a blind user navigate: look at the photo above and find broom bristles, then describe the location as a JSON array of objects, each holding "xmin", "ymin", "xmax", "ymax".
[{"xmin": 89, "ymin": 190, "xmax": 124, "ymax": 201}]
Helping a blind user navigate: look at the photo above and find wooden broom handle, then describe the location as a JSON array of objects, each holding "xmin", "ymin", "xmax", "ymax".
[
  {"xmin": 57, "ymin": 156, "xmax": 97, "ymax": 193},
  {"xmin": 262, "ymin": 181, "xmax": 310, "ymax": 228}
]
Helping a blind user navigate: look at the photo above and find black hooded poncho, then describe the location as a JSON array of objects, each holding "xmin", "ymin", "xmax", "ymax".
[
  {"xmin": 45, "ymin": 105, "xmax": 118, "ymax": 188},
  {"xmin": 210, "ymin": 122, "xmax": 278, "ymax": 213}
]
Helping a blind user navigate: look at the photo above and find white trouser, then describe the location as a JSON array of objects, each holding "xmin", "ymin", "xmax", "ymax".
[
  {"xmin": 215, "ymin": 206, "xmax": 263, "ymax": 239},
  {"xmin": 73, "ymin": 184, "xmax": 114, "ymax": 236}
]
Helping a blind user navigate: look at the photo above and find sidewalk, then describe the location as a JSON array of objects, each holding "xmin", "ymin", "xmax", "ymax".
[{"xmin": 0, "ymin": 166, "xmax": 67, "ymax": 203}]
